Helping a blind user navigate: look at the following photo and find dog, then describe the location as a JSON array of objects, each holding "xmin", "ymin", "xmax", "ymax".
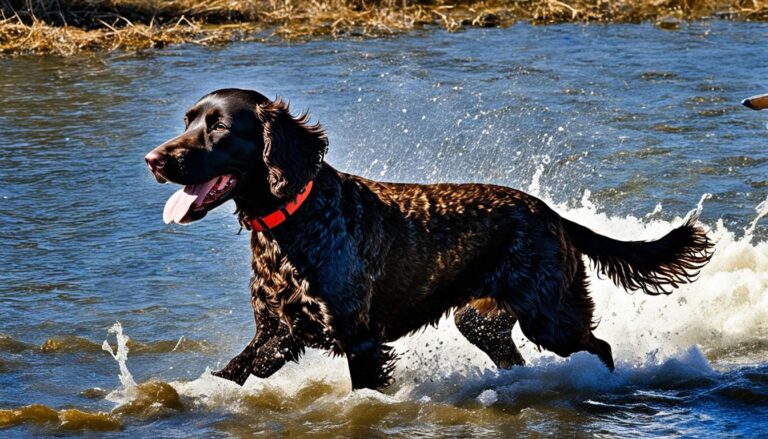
[{"xmin": 145, "ymin": 88, "xmax": 713, "ymax": 390}]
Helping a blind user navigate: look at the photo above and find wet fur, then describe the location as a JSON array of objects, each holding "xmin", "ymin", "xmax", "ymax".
[{"xmin": 147, "ymin": 89, "xmax": 714, "ymax": 390}]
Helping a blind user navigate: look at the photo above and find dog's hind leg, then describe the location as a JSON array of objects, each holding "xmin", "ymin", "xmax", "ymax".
[
  {"xmin": 507, "ymin": 260, "xmax": 615, "ymax": 371},
  {"xmin": 562, "ymin": 263, "xmax": 615, "ymax": 370},
  {"xmin": 454, "ymin": 299, "xmax": 525, "ymax": 369},
  {"xmin": 553, "ymin": 263, "xmax": 614, "ymax": 371}
]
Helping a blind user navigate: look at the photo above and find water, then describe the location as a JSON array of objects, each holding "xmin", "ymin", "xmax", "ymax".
[{"xmin": 1, "ymin": 21, "xmax": 767, "ymax": 437}]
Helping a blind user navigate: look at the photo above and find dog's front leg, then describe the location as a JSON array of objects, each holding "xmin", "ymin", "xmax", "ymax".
[
  {"xmin": 337, "ymin": 322, "xmax": 396, "ymax": 391},
  {"xmin": 212, "ymin": 309, "xmax": 285, "ymax": 385},
  {"xmin": 212, "ymin": 345, "xmax": 258, "ymax": 385},
  {"xmin": 346, "ymin": 342, "xmax": 396, "ymax": 390},
  {"xmin": 213, "ymin": 322, "xmax": 304, "ymax": 385},
  {"xmin": 248, "ymin": 329, "xmax": 304, "ymax": 379}
]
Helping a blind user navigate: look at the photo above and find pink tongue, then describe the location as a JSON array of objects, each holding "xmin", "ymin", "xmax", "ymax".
[{"xmin": 162, "ymin": 177, "xmax": 220, "ymax": 224}]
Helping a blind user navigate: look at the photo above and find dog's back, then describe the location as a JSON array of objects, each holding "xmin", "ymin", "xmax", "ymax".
[{"xmin": 339, "ymin": 170, "xmax": 712, "ymax": 371}]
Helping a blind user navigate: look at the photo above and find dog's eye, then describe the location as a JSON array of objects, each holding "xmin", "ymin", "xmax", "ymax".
[{"xmin": 211, "ymin": 122, "xmax": 228, "ymax": 132}]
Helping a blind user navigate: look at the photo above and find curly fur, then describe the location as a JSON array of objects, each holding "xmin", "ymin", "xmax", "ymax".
[
  {"xmin": 257, "ymin": 99, "xmax": 328, "ymax": 198},
  {"xmin": 562, "ymin": 215, "xmax": 714, "ymax": 295}
]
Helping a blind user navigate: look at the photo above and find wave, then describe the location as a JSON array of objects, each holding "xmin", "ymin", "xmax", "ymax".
[
  {"xmin": 0, "ymin": 334, "xmax": 33, "ymax": 353},
  {"xmin": 0, "ymin": 405, "xmax": 120, "ymax": 432},
  {"xmin": 0, "ymin": 333, "xmax": 213, "ymax": 355}
]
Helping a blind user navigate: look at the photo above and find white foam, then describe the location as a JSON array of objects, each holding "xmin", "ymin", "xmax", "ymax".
[
  {"xmin": 550, "ymin": 192, "xmax": 768, "ymax": 365},
  {"xmin": 746, "ymin": 194, "xmax": 768, "ymax": 238},
  {"xmin": 108, "ymin": 177, "xmax": 768, "ymax": 411},
  {"xmin": 526, "ymin": 156, "xmax": 548, "ymax": 195},
  {"xmin": 477, "ymin": 389, "xmax": 498, "ymax": 406},
  {"xmin": 168, "ymin": 189, "xmax": 765, "ymax": 411}
]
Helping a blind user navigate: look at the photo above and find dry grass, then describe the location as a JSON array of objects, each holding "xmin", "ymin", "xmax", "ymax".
[{"xmin": 2, "ymin": 0, "xmax": 768, "ymax": 56}]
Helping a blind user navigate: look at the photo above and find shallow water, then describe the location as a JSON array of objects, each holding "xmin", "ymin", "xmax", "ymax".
[{"xmin": 1, "ymin": 21, "xmax": 767, "ymax": 437}]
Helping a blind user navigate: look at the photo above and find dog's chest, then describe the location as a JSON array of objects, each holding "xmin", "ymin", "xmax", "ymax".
[{"xmin": 250, "ymin": 239, "xmax": 336, "ymax": 349}]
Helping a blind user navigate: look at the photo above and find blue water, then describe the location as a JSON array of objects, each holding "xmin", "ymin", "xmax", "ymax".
[{"xmin": 0, "ymin": 21, "xmax": 767, "ymax": 437}]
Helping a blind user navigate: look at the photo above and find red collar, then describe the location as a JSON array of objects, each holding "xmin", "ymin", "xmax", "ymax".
[{"xmin": 241, "ymin": 180, "xmax": 313, "ymax": 232}]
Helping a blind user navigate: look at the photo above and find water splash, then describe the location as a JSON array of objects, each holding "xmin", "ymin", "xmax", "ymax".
[
  {"xmin": 685, "ymin": 193, "xmax": 712, "ymax": 224},
  {"xmin": 476, "ymin": 389, "xmax": 498, "ymax": 406},
  {"xmin": 147, "ymin": 180, "xmax": 768, "ymax": 438},
  {"xmin": 87, "ymin": 167, "xmax": 768, "ymax": 432},
  {"xmin": 644, "ymin": 203, "xmax": 663, "ymax": 219},
  {"xmin": 100, "ymin": 323, "xmax": 186, "ymax": 417},
  {"xmin": 101, "ymin": 322, "xmax": 137, "ymax": 404},
  {"xmin": 527, "ymin": 155, "xmax": 550, "ymax": 196},
  {"xmin": 176, "ymin": 180, "xmax": 768, "ymax": 404},
  {"xmin": 745, "ymin": 194, "xmax": 768, "ymax": 239}
]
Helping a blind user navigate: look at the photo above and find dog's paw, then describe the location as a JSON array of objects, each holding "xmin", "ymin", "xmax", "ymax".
[
  {"xmin": 211, "ymin": 365, "xmax": 250, "ymax": 386},
  {"xmin": 495, "ymin": 356, "xmax": 525, "ymax": 370}
]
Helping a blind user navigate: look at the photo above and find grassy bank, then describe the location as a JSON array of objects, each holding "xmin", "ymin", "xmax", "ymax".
[{"xmin": 2, "ymin": 0, "xmax": 767, "ymax": 55}]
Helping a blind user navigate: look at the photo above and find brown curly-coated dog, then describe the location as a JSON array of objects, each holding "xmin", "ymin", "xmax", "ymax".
[{"xmin": 145, "ymin": 89, "xmax": 713, "ymax": 390}]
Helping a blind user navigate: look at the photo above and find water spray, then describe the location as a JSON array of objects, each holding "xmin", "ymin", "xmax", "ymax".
[{"xmin": 102, "ymin": 322, "xmax": 137, "ymax": 403}]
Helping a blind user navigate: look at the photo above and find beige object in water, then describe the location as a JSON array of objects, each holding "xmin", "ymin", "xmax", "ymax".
[{"xmin": 742, "ymin": 93, "xmax": 768, "ymax": 110}]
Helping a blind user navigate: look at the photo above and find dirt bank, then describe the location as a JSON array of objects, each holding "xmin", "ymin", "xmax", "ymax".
[{"xmin": 2, "ymin": 0, "xmax": 767, "ymax": 56}]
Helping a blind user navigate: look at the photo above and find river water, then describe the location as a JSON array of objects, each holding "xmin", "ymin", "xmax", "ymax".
[{"xmin": 0, "ymin": 22, "xmax": 766, "ymax": 437}]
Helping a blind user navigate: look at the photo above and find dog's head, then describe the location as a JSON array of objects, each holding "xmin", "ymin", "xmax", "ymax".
[{"xmin": 145, "ymin": 89, "xmax": 328, "ymax": 224}]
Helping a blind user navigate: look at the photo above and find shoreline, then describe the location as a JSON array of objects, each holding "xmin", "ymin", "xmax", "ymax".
[{"xmin": 2, "ymin": 1, "xmax": 768, "ymax": 56}]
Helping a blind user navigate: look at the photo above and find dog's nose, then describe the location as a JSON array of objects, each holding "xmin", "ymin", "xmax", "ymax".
[{"xmin": 145, "ymin": 150, "xmax": 167, "ymax": 172}]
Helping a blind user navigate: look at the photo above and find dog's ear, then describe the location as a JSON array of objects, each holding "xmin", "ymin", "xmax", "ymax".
[{"xmin": 256, "ymin": 99, "xmax": 328, "ymax": 198}]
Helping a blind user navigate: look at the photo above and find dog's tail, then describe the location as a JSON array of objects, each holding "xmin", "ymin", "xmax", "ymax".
[{"xmin": 561, "ymin": 214, "xmax": 714, "ymax": 295}]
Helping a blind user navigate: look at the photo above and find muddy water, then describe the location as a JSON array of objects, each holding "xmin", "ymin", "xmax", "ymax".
[{"xmin": 0, "ymin": 22, "xmax": 767, "ymax": 437}]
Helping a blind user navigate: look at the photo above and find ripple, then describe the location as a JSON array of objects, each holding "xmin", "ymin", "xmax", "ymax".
[
  {"xmin": 714, "ymin": 156, "xmax": 768, "ymax": 168},
  {"xmin": 640, "ymin": 71, "xmax": 678, "ymax": 80},
  {"xmin": 650, "ymin": 124, "xmax": 690, "ymax": 133},
  {"xmin": 39, "ymin": 335, "xmax": 214, "ymax": 355},
  {"xmin": 0, "ymin": 335, "xmax": 33, "ymax": 353},
  {"xmin": 0, "ymin": 405, "xmax": 120, "ymax": 432}
]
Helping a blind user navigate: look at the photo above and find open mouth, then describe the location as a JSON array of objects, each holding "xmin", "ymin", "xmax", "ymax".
[{"xmin": 162, "ymin": 174, "xmax": 237, "ymax": 224}]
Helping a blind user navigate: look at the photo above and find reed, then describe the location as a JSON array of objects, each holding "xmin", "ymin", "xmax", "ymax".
[{"xmin": 2, "ymin": 0, "xmax": 767, "ymax": 55}]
